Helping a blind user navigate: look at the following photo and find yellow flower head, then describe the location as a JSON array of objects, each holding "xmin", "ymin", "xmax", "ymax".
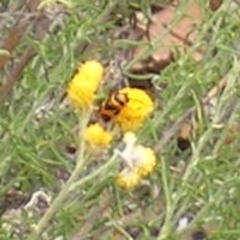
[
  {"xmin": 67, "ymin": 60, "xmax": 104, "ymax": 109},
  {"xmin": 84, "ymin": 123, "xmax": 113, "ymax": 146},
  {"xmin": 67, "ymin": 80, "xmax": 96, "ymax": 109},
  {"xmin": 117, "ymin": 168, "xmax": 141, "ymax": 189},
  {"xmin": 114, "ymin": 88, "xmax": 154, "ymax": 131},
  {"xmin": 77, "ymin": 60, "xmax": 104, "ymax": 89},
  {"xmin": 116, "ymin": 132, "xmax": 156, "ymax": 189},
  {"xmin": 132, "ymin": 145, "xmax": 156, "ymax": 177}
]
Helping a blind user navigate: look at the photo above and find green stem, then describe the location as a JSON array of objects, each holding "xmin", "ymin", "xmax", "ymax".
[
  {"xmin": 27, "ymin": 165, "xmax": 81, "ymax": 240},
  {"xmin": 27, "ymin": 150, "xmax": 118, "ymax": 239},
  {"xmin": 157, "ymin": 156, "xmax": 173, "ymax": 240},
  {"xmin": 27, "ymin": 113, "xmax": 90, "ymax": 240},
  {"xmin": 69, "ymin": 152, "xmax": 118, "ymax": 192}
]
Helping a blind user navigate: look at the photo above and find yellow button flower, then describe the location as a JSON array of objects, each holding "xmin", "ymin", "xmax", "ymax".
[
  {"xmin": 84, "ymin": 123, "xmax": 113, "ymax": 146},
  {"xmin": 67, "ymin": 80, "xmax": 96, "ymax": 109},
  {"xmin": 77, "ymin": 60, "xmax": 104, "ymax": 88},
  {"xmin": 117, "ymin": 168, "xmax": 141, "ymax": 189},
  {"xmin": 116, "ymin": 132, "xmax": 157, "ymax": 189},
  {"xmin": 132, "ymin": 145, "xmax": 156, "ymax": 177},
  {"xmin": 67, "ymin": 60, "xmax": 104, "ymax": 109},
  {"xmin": 114, "ymin": 88, "xmax": 154, "ymax": 131}
]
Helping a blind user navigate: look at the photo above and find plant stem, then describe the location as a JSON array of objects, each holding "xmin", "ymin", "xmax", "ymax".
[
  {"xmin": 69, "ymin": 152, "xmax": 118, "ymax": 192},
  {"xmin": 27, "ymin": 114, "xmax": 90, "ymax": 240},
  {"xmin": 157, "ymin": 156, "xmax": 174, "ymax": 240},
  {"xmin": 27, "ymin": 161, "xmax": 83, "ymax": 240},
  {"xmin": 27, "ymin": 149, "xmax": 118, "ymax": 239}
]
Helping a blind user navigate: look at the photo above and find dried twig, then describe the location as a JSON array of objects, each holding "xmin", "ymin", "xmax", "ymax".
[
  {"xmin": 0, "ymin": 0, "xmax": 41, "ymax": 71},
  {"xmin": 0, "ymin": 3, "xmax": 54, "ymax": 104}
]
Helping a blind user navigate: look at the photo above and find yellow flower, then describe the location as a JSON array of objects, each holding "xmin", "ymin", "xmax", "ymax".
[
  {"xmin": 67, "ymin": 80, "xmax": 96, "ymax": 109},
  {"xmin": 114, "ymin": 88, "xmax": 154, "ymax": 131},
  {"xmin": 115, "ymin": 132, "xmax": 157, "ymax": 189},
  {"xmin": 67, "ymin": 60, "xmax": 104, "ymax": 109},
  {"xmin": 132, "ymin": 145, "xmax": 156, "ymax": 177},
  {"xmin": 77, "ymin": 60, "xmax": 104, "ymax": 90},
  {"xmin": 84, "ymin": 123, "xmax": 113, "ymax": 146},
  {"xmin": 117, "ymin": 168, "xmax": 141, "ymax": 189}
]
